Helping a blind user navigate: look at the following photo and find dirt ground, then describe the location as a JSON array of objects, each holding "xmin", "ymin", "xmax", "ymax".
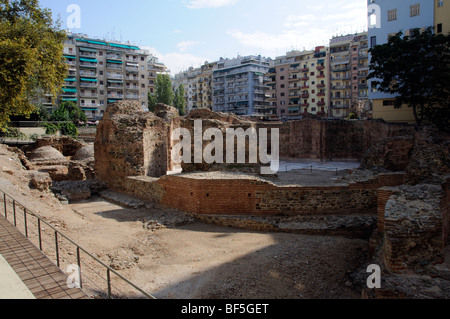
[{"xmin": 0, "ymin": 144, "xmax": 368, "ymax": 299}]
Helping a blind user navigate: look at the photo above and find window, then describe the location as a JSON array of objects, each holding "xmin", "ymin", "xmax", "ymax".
[
  {"xmin": 410, "ymin": 4, "xmax": 420, "ymax": 17},
  {"xmin": 438, "ymin": 0, "xmax": 444, "ymax": 7},
  {"xmin": 437, "ymin": 23, "xmax": 443, "ymax": 34},
  {"xmin": 388, "ymin": 9, "xmax": 397, "ymax": 21},
  {"xmin": 370, "ymin": 36, "xmax": 377, "ymax": 48},
  {"xmin": 383, "ymin": 100, "xmax": 395, "ymax": 106}
]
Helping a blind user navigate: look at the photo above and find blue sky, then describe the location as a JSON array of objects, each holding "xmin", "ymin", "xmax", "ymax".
[{"xmin": 40, "ymin": 0, "xmax": 368, "ymax": 74}]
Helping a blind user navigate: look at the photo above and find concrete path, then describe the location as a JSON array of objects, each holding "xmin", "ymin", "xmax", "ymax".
[{"xmin": 0, "ymin": 254, "xmax": 35, "ymax": 299}]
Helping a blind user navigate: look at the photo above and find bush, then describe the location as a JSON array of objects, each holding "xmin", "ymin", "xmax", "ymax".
[
  {"xmin": 42, "ymin": 122, "xmax": 78, "ymax": 138},
  {"xmin": 0, "ymin": 127, "xmax": 27, "ymax": 139}
]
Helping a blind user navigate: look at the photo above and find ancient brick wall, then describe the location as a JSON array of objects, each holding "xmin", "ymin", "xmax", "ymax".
[
  {"xmin": 115, "ymin": 172, "xmax": 405, "ymax": 217},
  {"xmin": 95, "ymin": 101, "xmax": 174, "ymax": 186}
]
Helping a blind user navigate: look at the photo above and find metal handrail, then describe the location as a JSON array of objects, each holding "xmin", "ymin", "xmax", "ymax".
[{"xmin": 1, "ymin": 189, "xmax": 156, "ymax": 300}]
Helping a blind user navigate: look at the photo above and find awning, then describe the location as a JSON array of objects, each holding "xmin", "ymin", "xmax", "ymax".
[
  {"xmin": 317, "ymin": 59, "xmax": 325, "ymax": 64},
  {"xmin": 289, "ymin": 107, "xmax": 300, "ymax": 112},
  {"xmin": 62, "ymin": 88, "xmax": 77, "ymax": 93},
  {"xmin": 236, "ymin": 101, "xmax": 249, "ymax": 106},
  {"xmin": 109, "ymin": 43, "xmax": 140, "ymax": 50},
  {"xmin": 64, "ymin": 78, "xmax": 77, "ymax": 82},
  {"xmin": 81, "ymin": 78, "xmax": 98, "ymax": 82},
  {"xmin": 107, "ymin": 60, "xmax": 123, "ymax": 64},
  {"xmin": 108, "ymin": 99, "xmax": 122, "ymax": 103},
  {"xmin": 80, "ymin": 57, "xmax": 98, "ymax": 63},
  {"xmin": 79, "ymin": 47, "xmax": 98, "ymax": 52},
  {"xmin": 64, "ymin": 55, "xmax": 76, "ymax": 59},
  {"xmin": 61, "ymin": 98, "xmax": 78, "ymax": 102},
  {"xmin": 82, "ymin": 108, "xmax": 98, "ymax": 111},
  {"xmin": 126, "ymin": 63, "xmax": 139, "ymax": 67},
  {"xmin": 107, "ymin": 80, "xmax": 123, "ymax": 83},
  {"xmin": 254, "ymin": 72, "xmax": 264, "ymax": 76}
]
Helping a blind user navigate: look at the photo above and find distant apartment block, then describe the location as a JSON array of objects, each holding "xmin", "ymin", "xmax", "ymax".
[
  {"xmin": 212, "ymin": 55, "xmax": 272, "ymax": 117},
  {"xmin": 173, "ymin": 61, "xmax": 215, "ymax": 112},
  {"xmin": 266, "ymin": 47, "xmax": 329, "ymax": 121},
  {"xmin": 329, "ymin": 32, "xmax": 370, "ymax": 118},
  {"xmin": 368, "ymin": 0, "xmax": 434, "ymax": 123},
  {"xmin": 435, "ymin": 0, "xmax": 450, "ymax": 35},
  {"xmin": 41, "ymin": 33, "xmax": 168, "ymax": 120}
]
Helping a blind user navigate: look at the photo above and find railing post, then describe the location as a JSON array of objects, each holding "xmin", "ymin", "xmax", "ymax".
[
  {"xmin": 23, "ymin": 208, "xmax": 28, "ymax": 238},
  {"xmin": 13, "ymin": 200, "xmax": 16, "ymax": 227},
  {"xmin": 55, "ymin": 231, "xmax": 59, "ymax": 268},
  {"xmin": 38, "ymin": 219, "xmax": 42, "ymax": 251},
  {"xmin": 107, "ymin": 269, "xmax": 112, "ymax": 299},
  {"xmin": 3, "ymin": 193, "xmax": 7, "ymax": 219},
  {"xmin": 77, "ymin": 247, "xmax": 82, "ymax": 289}
]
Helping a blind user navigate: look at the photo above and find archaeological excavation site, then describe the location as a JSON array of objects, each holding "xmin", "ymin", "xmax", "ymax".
[{"xmin": 1, "ymin": 100, "xmax": 449, "ymax": 299}]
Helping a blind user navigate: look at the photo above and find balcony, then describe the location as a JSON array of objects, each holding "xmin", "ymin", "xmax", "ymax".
[
  {"xmin": 80, "ymin": 103, "xmax": 98, "ymax": 108},
  {"xmin": 80, "ymin": 92, "xmax": 98, "ymax": 98},
  {"xmin": 126, "ymin": 67, "xmax": 139, "ymax": 73},
  {"xmin": 107, "ymin": 93, "xmax": 124, "ymax": 99},
  {"xmin": 317, "ymin": 101, "xmax": 326, "ymax": 107},
  {"xmin": 107, "ymin": 53, "xmax": 122, "ymax": 60},
  {"xmin": 79, "ymin": 82, "xmax": 98, "ymax": 88},
  {"xmin": 126, "ymin": 94, "xmax": 139, "ymax": 99},
  {"xmin": 80, "ymin": 52, "xmax": 97, "ymax": 58},
  {"xmin": 317, "ymin": 84, "xmax": 325, "ymax": 88},
  {"xmin": 301, "ymin": 76, "xmax": 309, "ymax": 81},
  {"xmin": 302, "ymin": 103, "xmax": 310, "ymax": 107},
  {"xmin": 126, "ymin": 86, "xmax": 139, "ymax": 91},
  {"xmin": 79, "ymin": 62, "xmax": 97, "ymax": 68},
  {"xmin": 107, "ymin": 73, "xmax": 123, "ymax": 80},
  {"xmin": 79, "ymin": 70, "xmax": 96, "ymax": 77},
  {"xmin": 301, "ymin": 85, "xmax": 309, "ymax": 90},
  {"xmin": 316, "ymin": 65, "xmax": 325, "ymax": 70},
  {"xmin": 107, "ymin": 84, "xmax": 123, "ymax": 89},
  {"xmin": 107, "ymin": 64, "xmax": 123, "ymax": 70},
  {"xmin": 302, "ymin": 94, "xmax": 310, "ymax": 98},
  {"xmin": 301, "ymin": 68, "xmax": 309, "ymax": 73}
]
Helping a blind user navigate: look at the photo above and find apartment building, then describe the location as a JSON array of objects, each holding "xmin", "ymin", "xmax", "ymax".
[
  {"xmin": 435, "ymin": 0, "xmax": 450, "ymax": 35},
  {"xmin": 212, "ymin": 55, "xmax": 272, "ymax": 117},
  {"xmin": 266, "ymin": 47, "xmax": 329, "ymax": 121},
  {"xmin": 329, "ymin": 32, "xmax": 369, "ymax": 118},
  {"xmin": 173, "ymin": 61, "xmax": 215, "ymax": 112},
  {"xmin": 48, "ymin": 33, "xmax": 167, "ymax": 120},
  {"xmin": 368, "ymin": 0, "xmax": 434, "ymax": 123}
]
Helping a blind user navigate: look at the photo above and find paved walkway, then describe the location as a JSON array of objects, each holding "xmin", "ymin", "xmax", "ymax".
[{"xmin": 0, "ymin": 216, "xmax": 89, "ymax": 299}]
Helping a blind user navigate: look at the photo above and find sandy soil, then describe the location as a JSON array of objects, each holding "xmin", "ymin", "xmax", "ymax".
[{"xmin": 0, "ymin": 144, "xmax": 368, "ymax": 299}]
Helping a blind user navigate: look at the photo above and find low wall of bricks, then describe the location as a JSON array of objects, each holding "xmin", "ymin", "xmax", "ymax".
[{"xmin": 114, "ymin": 172, "xmax": 405, "ymax": 217}]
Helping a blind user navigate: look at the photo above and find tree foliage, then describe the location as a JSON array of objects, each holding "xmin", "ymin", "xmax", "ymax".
[
  {"xmin": 0, "ymin": 0, "xmax": 68, "ymax": 130},
  {"xmin": 50, "ymin": 101, "xmax": 86, "ymax": 124},
  {"xmin": 368, "ymin": 27, "xmax": 450, "ymax": 131},
  {"xmin": 148, "ymin": 74, "xmax": 174, "ymax": 112},
  {"xmin": 174, "ymin": 84, "xmax": 186, "ymax": 116}
]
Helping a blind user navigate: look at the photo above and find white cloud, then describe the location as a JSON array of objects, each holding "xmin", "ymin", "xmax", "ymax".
[
  {"xmin": 227, "ymin": 0, "xmax": 367, "ymax": 55},
  {"xmin": 177, "ymin": 40, "xmax": 201, "ymax": 52},
  {"xmin": 140, "ymin": 45, "xmax": 208, "ymax": 75},
  {"xmin": 185, "ymin": 0, "xmax": 239, "ymax": 9}
]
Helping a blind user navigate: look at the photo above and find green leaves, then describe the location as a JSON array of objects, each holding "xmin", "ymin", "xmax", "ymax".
[
  {"xmin": 368, "ymin": 27, "xmax": 450, "ymax": 130},
  {"xmin": 174, "ymin": 84, "xmax": 186, "ymax": 116},
  {"xmin": 148, "ymin": 74, "xmax": 175, "ymax": 112},
  {"xmin": 0, "ymin": 0, "xmax": 67, "ymax": 130}
]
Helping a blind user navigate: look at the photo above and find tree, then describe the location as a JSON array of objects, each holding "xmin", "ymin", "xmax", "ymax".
[
  {"xmin": 148, "ymin": 74, "xmax": 174, "ymax": 112},
  {"xmin": 174, "ymin": 84, "xmax": 186, "ymax": 116},
  {"xmin": 50, "ymin": 101, "xmax": 86, "ymax": 124},
  {"xmin": 0, "ymin": 0, "xmax": 68, "ymax": 130},
  {"xmin": 368, "ymin": 27, "xmax": 450, "ymax": 131}
]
